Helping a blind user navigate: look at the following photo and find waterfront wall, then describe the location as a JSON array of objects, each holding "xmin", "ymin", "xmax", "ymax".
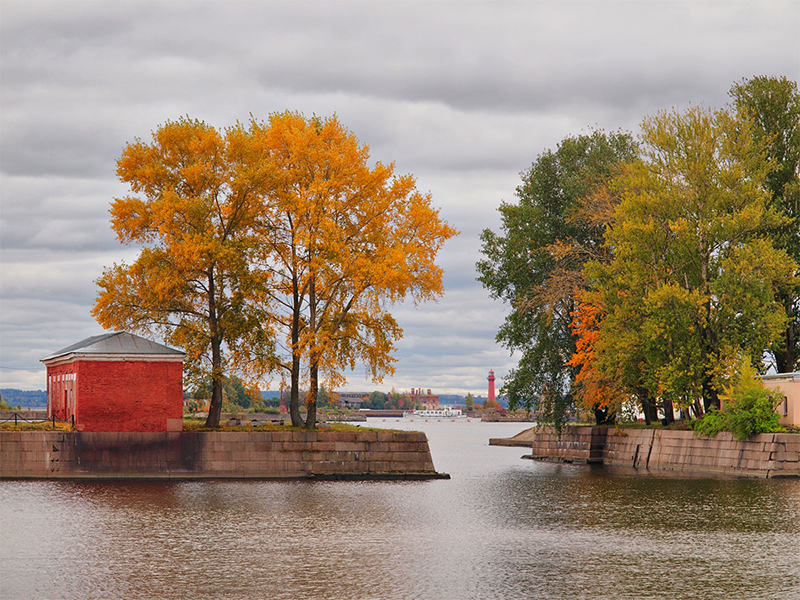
[
  {"xmin": 0, "ymin": 430, "xmax": 445, "ymax": 480},
  {"xmin": 490, "ymin": 426, "xmax": 800, "ymax": 478}
]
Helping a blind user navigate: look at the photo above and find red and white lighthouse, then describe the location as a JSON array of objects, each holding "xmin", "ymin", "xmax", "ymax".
[{"xmin": 487, "ymin": 369, "xmax": 496, "ymax": 403}]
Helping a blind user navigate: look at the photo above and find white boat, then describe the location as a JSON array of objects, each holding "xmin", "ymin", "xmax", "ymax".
[{"xmin": 412, "ymin": 408, "xmax": 464, "ymax": 418}]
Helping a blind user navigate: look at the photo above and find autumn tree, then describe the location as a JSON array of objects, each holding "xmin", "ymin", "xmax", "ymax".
[
  {"xmin": 93, "ymin": 118, "xmax": 275, "ymax": 428},
  {"xmin": 477, "ymin": 130, "xmax": 637, "ymax": 432},
  {"xmin": 730, "ymin": 76, "xmax": 800, "ymax": 373},
  {"xmin": 251, "ymin": 112, "xmax": 457, "ymax": 429},
  {"xmin": 585, "ymin": 105, "xmax": 796, "ymax": 418},
  {"xmin": 566, "ymin": 295, "xmax": 627, "ymax": 424}
]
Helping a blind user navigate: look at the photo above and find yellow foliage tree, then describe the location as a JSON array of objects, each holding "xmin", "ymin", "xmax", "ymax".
[
  {"xmin": 251, "ymin": 112, "xmax": 458, "ymax": 428},
  {"xmin": 93, "ymin": 118, "xmax": 276, "ymax": 428},
  {"xmin": 94, "ymin": 113, "xmax": 456, "ymax": 431}
]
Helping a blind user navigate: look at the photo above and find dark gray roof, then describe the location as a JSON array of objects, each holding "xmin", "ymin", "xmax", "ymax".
[{"xmin": 41, "ymin": 331, "xmax": 184, "ymax": 362}]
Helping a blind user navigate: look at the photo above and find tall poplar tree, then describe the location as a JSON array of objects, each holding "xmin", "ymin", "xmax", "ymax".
[
  {"xmin": 730, "ymin": 76, "xmax": 800, "ymax": 373},
  {"xmin": 252, "ymin": 112, "xmax": 457, "ymax": 429},
  {"xmin": 585, "ymin": 106, "xmax": 796, "ymax": 416}
]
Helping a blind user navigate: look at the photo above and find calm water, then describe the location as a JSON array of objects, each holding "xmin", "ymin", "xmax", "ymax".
[{"xmin": 1, "ymin": 419, "xmax": 799, "ymax": 600}]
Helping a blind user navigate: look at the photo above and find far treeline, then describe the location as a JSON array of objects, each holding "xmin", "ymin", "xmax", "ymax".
[
  {"xmin": 478, "ymin": 76, "xmax": 800, "ymax": 436},
  {"xmin": 0, "ymin": 389, "xmax": 47, "ymax": 410},
  {"xmin": 93, "ymin": 112, "xmax": 457, "ymax": 429},
  {"xmin": 183, "ymin": 379, "xmax": 491, "ymax": 414}
]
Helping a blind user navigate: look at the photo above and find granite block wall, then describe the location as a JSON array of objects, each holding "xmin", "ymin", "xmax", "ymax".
[
  {"xmin": 0, "ymin": 429, "xmax": 444, "ymax": 480},
  {"xmin": 490, "ymin": 426, "xmax": 800, "ymax": 478}
]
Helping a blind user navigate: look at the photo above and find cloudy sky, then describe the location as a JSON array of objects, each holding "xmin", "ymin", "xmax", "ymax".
[{"xmin": 1, "ymin": 1, "xmax": 798, "ymax": 396}]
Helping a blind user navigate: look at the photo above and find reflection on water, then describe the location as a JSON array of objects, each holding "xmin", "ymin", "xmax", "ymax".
[{"xmin": 2, "ymin": 419, "xmax": 799, "ymax": 600}]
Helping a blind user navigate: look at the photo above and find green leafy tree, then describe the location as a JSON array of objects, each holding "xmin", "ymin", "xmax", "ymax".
[
  {"xmin": 465, "ymin": 392, "xmax": 474, "ymax": 410},
  {"xmin": 730, "ymin": 76, "xmax": 800, "ymax": 373},
  {"xmin": 368, "ymin": 390, "xmax": 386, "ymax": 409},
  {"xmin": 227, "ymin": 376, "xmax": 255, "ymax": 409},
  {"xmin": 189, "ymin": 375, "xmax": 258, "ymax": 410},
  {"xmin": 388, "ymin": 388, "xmax": 401, "ymax": 409},
  {"xmin": 587, "ymin": 105, "xmax": 796, "ymax": 417},
  {"xmin": 477, "ymin": 130, "xmax": 638, "ymax": 433},
  {"xmin": 317, "ymin": 384, "xmax": 333, "ymax": 407}
]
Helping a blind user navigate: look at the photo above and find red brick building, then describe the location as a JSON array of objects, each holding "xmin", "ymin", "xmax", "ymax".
[
  {"xmin": 408, "ymin": 388, "xmax": 439, "ymax": 410},
  {"xmin": 41, "ymin": 332, "xmax": 184, "ymax": 432}
]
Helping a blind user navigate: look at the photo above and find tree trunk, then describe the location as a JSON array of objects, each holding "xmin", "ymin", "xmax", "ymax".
[
  {"xmin": 774, "ymin": 293, "xmax": 798, "ymax": 373},
  {"xmin": 662, "ymin": 398, "xmax": 674, "ymax": 424},
  {"xmin": 305, "ymin": 275, "xmax": 317, "ymax": 430},
  {"xmin": 205, "ymin": 269, "xmax": 224, "ymax": 428},
  {"xmin": 206, "ymin": 370, "xmax": 224, "ymax": 428},
  {"xmin": 701, "ymin": 377, "xmax": 719, "ymax": 411},
  {"xmin": 699, "ymin": 300, "xmax": 720, "ymax": 411},
  {"xmin": 593, "ymin": 404, "xmax": 615, "ymax": 426},
  {"xmin": 289, "ymin": 350, "xmax": 304, "ymax": 428},
  {"xmin": 307, "ymin": 362, "xmax": 318, "ymax": 430},
  {"xmin": 639, "ymin": 390, "xmax": 658, "ymax": 425},
  {"xmin": 692, "ymin": 398, "xmax": 704, "ymax": 419},
  {"xmin": 701, "ymin": 347, "xmax": 720, "ymax": 411},
  {"xmin": 289, "ymin": 269, "xmax": 305, "ymax": 428}
]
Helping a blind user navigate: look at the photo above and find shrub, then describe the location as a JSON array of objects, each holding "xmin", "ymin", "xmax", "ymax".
[
  {"xmin": 694, "ymin": 358, "xmax": 785, "ymax": 440},
  {"xmin": 725, "ymin": 387, "xmax": 784, "ymax": 440},
  {"xmin": 693, "ymin": 406, "xmax": 727, "ymax": 438}
]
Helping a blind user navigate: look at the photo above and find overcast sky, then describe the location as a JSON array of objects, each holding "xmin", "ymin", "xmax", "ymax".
[{"xmin": 1, "ymin": 0, "xmax": 798, "ymax": 396}]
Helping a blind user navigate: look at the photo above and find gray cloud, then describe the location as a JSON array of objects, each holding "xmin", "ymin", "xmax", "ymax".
[{"xmin": 1, "ymin": 0, "xmax": 798, "ymax": 393}]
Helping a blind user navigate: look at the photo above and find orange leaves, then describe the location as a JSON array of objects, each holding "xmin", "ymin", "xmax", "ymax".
[
  {"xmin": 95, "ymin": 112, "xmax": 456, "ymax": 428},
  {"xmin": 567, "ymin": 297, "xmax": 625, "ymax": 413},
  {"xmin": 111, "ymin": 117, "xmax": 260, "ymax": 253},
  {"xmin": 250, "ymin": 112, "xmax": 457, "ymax": 397},
  {"xmin": 95, "ymin": 117, "xmax": 282, "ymax": 426}
]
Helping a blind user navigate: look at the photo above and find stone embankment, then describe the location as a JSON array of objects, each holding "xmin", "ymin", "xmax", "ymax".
[
  {"xmin": 490, "ymin": 426, "xmax": 800, "ymax": 478},
  {"xmin": 479, "ymin": 412, "xmax": 536, "ymax": 423},
  {"xmin": 0, "ymin": 429, "xmax": 447, "ymax": 480}
]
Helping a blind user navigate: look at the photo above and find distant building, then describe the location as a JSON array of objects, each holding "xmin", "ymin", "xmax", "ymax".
[
  {"xmin": 336, "ymin": 392, "xmax": 367, "ymax": 410},
  {"xmin": 408, "ymin": 388, "xmax": 439, "ymax": 410},
  {"xmin": 760, "ymin": 372, "xmax": 800, "ymax": 428},
  {"xmin": 487, "ymin": 370, "xmax": 496, "ymax": 403},
  {"xmin": 40, "ymin": 332, "xmax": 184, "ymax": 432}
]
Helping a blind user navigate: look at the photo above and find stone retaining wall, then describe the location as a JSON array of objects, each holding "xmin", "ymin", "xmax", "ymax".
[
  {"xmin": 0, "ymin": 430, "xmax": 446, "ymax": 480},
  {"xmin": 0, "ymin": 411, "xmax": 47, "ymax": 422},
  {"xmin": 490, "ymin": 426, "xmax": 800, "ymax": 478}
]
